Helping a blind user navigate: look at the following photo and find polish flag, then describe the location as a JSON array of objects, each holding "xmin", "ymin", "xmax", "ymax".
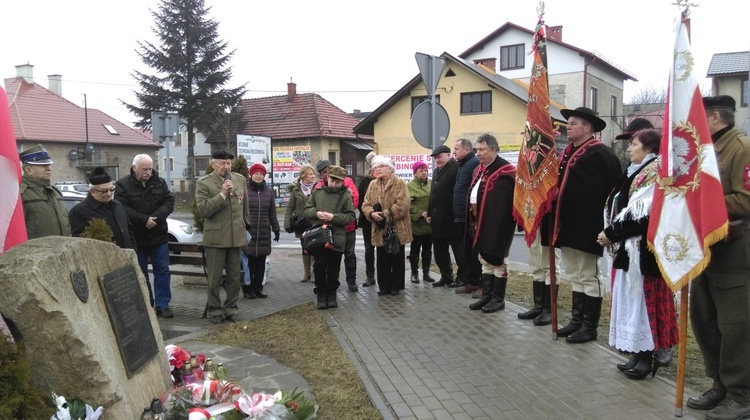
[
  {"xmin": 646, "ymin": 15, "xmax": 727, "ymax": 291},
  {"xmin": 0, "ymin": 86, "xmax": 27, "ymax": 254}
]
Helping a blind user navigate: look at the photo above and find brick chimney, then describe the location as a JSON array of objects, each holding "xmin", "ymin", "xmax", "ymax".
[
  {"xmin": 548, "ymin": 25, "xmax": 563, "ymax": 42},
  {"xmin": 474, "ymin": 58, "xmax": 497, "ymax": 74},
  {"xmin": 287, "ymin": 80, "xmax": 296, "ymax": 102},
  {"xmin": 15, "ymin": 63, "xmax": 34, "ymax": 83},
  {"xmin": 48, "ymin": 74, "xmax": 62, "ymax": 96}
]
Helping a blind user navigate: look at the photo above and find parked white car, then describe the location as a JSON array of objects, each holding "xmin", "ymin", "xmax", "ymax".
[
  {"xmin": 61, "ymin": 196, "xmax": 202, "ymax": 243},
  {"xmin": 54, "ymin": 182, "xmax": 89, "ymax": 197}
]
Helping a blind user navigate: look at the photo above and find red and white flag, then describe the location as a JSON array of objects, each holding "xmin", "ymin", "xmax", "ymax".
[
  {"xmin": 646, "ymin": 14, "xmax": 728, "ymax": 292},
  {"xmin": 0, "ymin": 85, "xmax": 27, "ymax": 254}
]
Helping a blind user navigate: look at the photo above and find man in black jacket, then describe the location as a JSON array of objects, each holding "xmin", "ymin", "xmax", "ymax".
[
  {"xmin": 427, "ymin": 145, "xmax": 464, "ymax": 287},
  {"xmin": 452, "ymin": 138, "xmax": 482, "ymax": 293},
  {"xmin": 115, "ymin": 154, "xmax": 175, "ymax": 318}
]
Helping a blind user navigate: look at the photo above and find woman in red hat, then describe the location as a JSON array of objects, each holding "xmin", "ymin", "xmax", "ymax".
[{"xmin": 242, "ymin": 163, "xmax": 280, "ymax": 299}]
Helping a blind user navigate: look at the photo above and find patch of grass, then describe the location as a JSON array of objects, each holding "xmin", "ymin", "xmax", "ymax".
[
  {"xmin": 506, "ymin": 270, "xmax": 712, "ymax": 393},
  {"xmin": 197, "ymin": 302, "xmax": 380, "ymax": 420}
]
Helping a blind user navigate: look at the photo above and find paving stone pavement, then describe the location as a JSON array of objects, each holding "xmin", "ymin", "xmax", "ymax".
[{"xmin": 158, "ymin": 244, "xmax": 705, "ymax": 420}]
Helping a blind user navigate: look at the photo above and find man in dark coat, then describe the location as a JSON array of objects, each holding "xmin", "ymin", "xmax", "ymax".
[
  {"xmin": 70, "ymin": 167, "xmax": 135, "ymax": 250},
  {"xmin": 115, "ymin": 154, "xmax": 175, "ymax": 317},
  {"xmin": 452, "ymin": 138, "xmax": 482, "ymax": 293},
  {"xmin": 427, "ymin": 145, "xmax": 464, "ymax": 286},
  {"xmin": 552, "ymin": 107, "xmax": 621, "ymax": 343},
  {"xmin": 686, "ymin": 95, "xmax": 750, "ymax": 419},
  {"xmin": 465, "ymin": 134, "xmax": 517, "ymax": 313}
]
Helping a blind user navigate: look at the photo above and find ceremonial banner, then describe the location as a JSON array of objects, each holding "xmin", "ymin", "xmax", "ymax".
[
  {"xmin": 646, "ymin": 16, "xmax": 728, "ymax": 292},
  {"xmin": 513, "ymin": 14, "xmax": 558, "ymax": 246},
  {"xmin": 0, "ymin": 85, "xmax": 27, "ymax": 254}
]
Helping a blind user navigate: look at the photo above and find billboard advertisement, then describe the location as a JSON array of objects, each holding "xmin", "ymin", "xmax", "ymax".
[
  {"xmin": 384, "ymin": 154, "xmax": 433, "ymax": 181},
  {"xmin": 237, "ymin": 134, "xmax": 272, "ymax": 184},
  {"xmin": 272, "ymin": 145, "xmax": 312, "ymax": 204}
]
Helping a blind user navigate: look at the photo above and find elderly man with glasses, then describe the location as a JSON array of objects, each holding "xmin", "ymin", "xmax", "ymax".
[{"xmin": 69, "ymin": 166, "xmax": 135, "ymax": 249}]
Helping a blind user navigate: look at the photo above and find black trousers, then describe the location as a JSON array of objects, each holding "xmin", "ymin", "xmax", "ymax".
[
  {"xmin": 409, "ymin": 233, "xmax": 432, "ymax": 274},
  {"xmin": 312, "ymin": 249, "xmax": 343, "ymax": 295},
  {"xmin": 247, "ymin": 254, "xmax": 267, "ymax": 293},
  {"xmin": 362, "ymin": 224, "xmax": 375, "ymax": 276},
  {"xmin": 376, "ymin": 245, "xmax": 405, "ymax": 293},
  {"xmin": 465, "ymin": 248, "xmax": 482, "ymax": 285},
  {"xmin": 432, "ymin": 236, "xmax": 466, "ymax": 280}
]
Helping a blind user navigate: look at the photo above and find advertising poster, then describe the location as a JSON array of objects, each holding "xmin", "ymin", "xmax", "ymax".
[
  {"xmin": 237, "ymin": 134, "xmax": 272, "ymax": 184},
  {"xmin": 384, "ymin": 154, "xmax": 433, "ymax": 181},
  {"xmin": 272, "ymin": 145, "xmax": 312, "ymax": 204}
]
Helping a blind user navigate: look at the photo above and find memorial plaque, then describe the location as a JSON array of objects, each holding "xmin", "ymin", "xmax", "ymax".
[{"xmin": 99, "ymin": 265, "xmax": 159, "ymax": 378}]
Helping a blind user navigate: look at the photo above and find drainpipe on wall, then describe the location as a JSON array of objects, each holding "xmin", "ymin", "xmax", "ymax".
[{"xmin": 583, "ymin": 55, "xmax": 598, "ymax": 108}]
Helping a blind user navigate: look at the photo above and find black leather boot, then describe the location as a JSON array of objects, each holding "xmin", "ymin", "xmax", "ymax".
[
  {"xmin": 327, "ymin": 290, "xmax": 338, "ymax": 308},
  {"xmin": 624, "ymin": 351, "xmax": 658, "ymax": 379},
  {"xmin": 433, "ymin": 274, "xmax": 454, "ymax": 287},
  {"xmin": 557, "ymin": 291, "xmax": 585, "ymax": 337},
  {"xmin": 617, "ymin": 353, "xmax": 642, "ymax": 372},
  {"xmin": 518, "ymin": 281, "xmax": 544, "ymax": 319},
  {"xmin": 316, "ymin": 293, "xmax": 327, "ymax": 310},
  {"xmin": 242, "ymin": 284, "xmax": 254, "ymax": 299},
  {"xmin": 566, "ymin": 295, "xmax": 603, "ymax": 343},
  {"xmin": 469, "ymin": 274, "xmax": 494, "ymax": 310},
  {"xmin": 482, "ymin": 275, "xmax": 507, "ymax": 313},
  {"xmin": 409, "ymin": 256, "xmax": 419, "ymax": 283},
  {"xmin": 533, "ymin": 284, "xmax": 552, "ymax": 326}
]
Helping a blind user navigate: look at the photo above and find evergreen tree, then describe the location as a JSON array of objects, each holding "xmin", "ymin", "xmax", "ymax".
[{"xmin": 124, "ymin": 0, "xmax": 246, "ymax": 196}]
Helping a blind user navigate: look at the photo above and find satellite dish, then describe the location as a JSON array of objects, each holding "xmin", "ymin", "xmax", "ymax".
[{"xmin": 85, "ymin": 143, "xmax": 95, "ymax": 156}]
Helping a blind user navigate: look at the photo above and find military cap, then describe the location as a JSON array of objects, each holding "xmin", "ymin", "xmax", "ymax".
[
  {"xmin": 211, "ymin": 149, "xmax": 234, "ymax": 160},
  {"xmin": 19, "ymin": 144, "xmax": 53, "ymax": 165}
]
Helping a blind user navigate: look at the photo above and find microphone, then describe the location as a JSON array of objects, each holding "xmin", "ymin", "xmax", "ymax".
[{"xmin": 224, "ymin": 172, "xmax": 232, "ymax": 193}]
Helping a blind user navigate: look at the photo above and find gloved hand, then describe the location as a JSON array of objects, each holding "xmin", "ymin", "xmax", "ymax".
[
  {"xmin": 285, "ymin": 228, "xmax": 293, "ymax": 234},
  {"xmin": 273, "ymin": 231, "xmax": 280, "ymax": 242}
]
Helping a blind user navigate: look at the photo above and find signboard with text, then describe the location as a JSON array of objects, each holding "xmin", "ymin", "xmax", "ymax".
[
  {"xmin": 273, "ymin": 145, "xmax": 312, "ymax": 204},
  {"xmin": 237, "ymin": 134, "xmax": 272, "ymax": 184},
  {"xmin": 385, "ymin": 154, "xmax": 433, "ymax": 181}
]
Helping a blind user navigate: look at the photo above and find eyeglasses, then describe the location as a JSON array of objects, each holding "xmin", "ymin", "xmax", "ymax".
[{"xmin": 92, "ymin": 187, "xmax": 116, "ymax": 193}]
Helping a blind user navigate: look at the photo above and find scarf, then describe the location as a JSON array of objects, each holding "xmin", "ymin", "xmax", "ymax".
[
  {"xmin": 300, "ymin": 181, "xmax": 315, "ymax": 197},
  {"xmin": 625, "ymin": 153, "xmax": 656, "ymax": 178}
]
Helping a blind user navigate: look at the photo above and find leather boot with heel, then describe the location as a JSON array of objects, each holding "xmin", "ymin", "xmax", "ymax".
[
  {"xmin": 519, "ymin": 281, "xmax": 544, "ymax": 319},
  {"xmin": 617, "ymin": 352, "xmax": 642, "ymax": 372},
  {"xmin": 624, "ymin": 351, "xmax": 659, "ymax": 379},
  {"xmin": 557, "ymin": 291, "xmax": 585, "ymax": 337},
  {"xmin": 242, "ymin": 284, "xmax": 254, "ymax": 299},
  {"xmin": 469, "ymin": 274, "xmax": 494, "ymax": 310},
  {"xmin": 482, "ymin": 274, "xmax": 507, "ymax": 313}
]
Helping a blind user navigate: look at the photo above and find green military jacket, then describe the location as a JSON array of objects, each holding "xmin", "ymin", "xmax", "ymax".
[
  {"xmin": 20, "ymin": 175, "xmax": 71, "ymax": 239},
  {"xmin": 714, "ymin": 127, "xmax": 750, "ymax": 220},
  {"xmin": 407, "ymin": 177, "xmax": 431, "ymax": 236},
  {"xmin": 196, "ymin": 171, "xmax": 251, "ymax": 248}
]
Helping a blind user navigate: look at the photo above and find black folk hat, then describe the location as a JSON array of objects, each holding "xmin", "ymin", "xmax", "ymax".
[
  {"xmin": 560, "ymin": 107, "xmax": 607, "ymax": 133},
  {"xmin": 615, "ymin": 118, "xmax": 655, "ymax": 140}
]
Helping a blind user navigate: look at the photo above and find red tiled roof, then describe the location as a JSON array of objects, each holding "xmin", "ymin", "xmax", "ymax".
[
  {"xmin": 230, "ymin": 93, "xmax": 373, "ymax": 141},
  {"xmin": 4, "ymin": 77, "xmax": 160, "ymax": 148}
]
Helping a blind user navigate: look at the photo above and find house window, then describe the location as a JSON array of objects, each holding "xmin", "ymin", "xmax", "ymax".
[
  {"xmin": 590, "ymin": 87, "xmax": 599, "ymax": 113},
  {"xmin": 742, "ymin": 78, "xmax": 748, "ymax": 107},
  {"xmin": 411, "ymin": 95, "xmax": 440, "ymax": 115},
  {"xmin": 162, "ymin": 158, "xmax": 166, "ymax": 171},
  {"xmin": 500, "ymin": 44, "xmax": 525, "ymax": 70},
  {"xmin": 328, "ymin": 151, "xmax": 337, "ymax": 165},
  {"xmin": 174, "ymin": 133, "xmax": 182, "ymax": 147},
  {"xmin": 610, "ymin": 95, "xmax": 617, "ymax": 121},
  {"xmin": 169, "ymin": 157, "xmax": 174, "ymax": 171},
  {"xmin": 194, "ymin": 156, "xmax": 209, "ymax": 176},
  {"xmin": 461, "ymin": 91, "xmax": 492, "ymax": 114}
]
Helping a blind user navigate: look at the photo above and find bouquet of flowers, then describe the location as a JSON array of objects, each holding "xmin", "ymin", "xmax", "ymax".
[
  {"xmin": 50, "ymin": 393, "xmax": 103, "ymax": 420},
  {"xmin": 162, "ymin": 345, "xmax": 317, "ymax": 420}
]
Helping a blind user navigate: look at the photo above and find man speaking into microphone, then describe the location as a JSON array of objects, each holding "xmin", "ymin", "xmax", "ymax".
[{"xmin": 196, "ymin": 150, "xmax": 251, "ymax": 324}]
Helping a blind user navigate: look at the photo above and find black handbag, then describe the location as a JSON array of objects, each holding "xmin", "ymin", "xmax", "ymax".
[
  {"xmin": 301, "ymin": 190, "xmax": 346, "ymax": 254},
  {"xmin": 291, "ymin": 213, "xmax": 312, "ymax": 234},
  {"xmin": 301, "ymin": 224, "xmax": 334, "ymax": 254},
  {"xmin": 383, "ymin": 215, "xmax": 401, "ymax": 256}
]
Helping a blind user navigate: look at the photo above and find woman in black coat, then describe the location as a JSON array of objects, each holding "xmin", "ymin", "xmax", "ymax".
[{"xmin": 242, "ymin": 163, "xmax": 280, "ymax": 299}]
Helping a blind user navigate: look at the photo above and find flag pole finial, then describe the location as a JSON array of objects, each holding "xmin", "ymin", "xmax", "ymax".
[
  {"xmin": 537, "ymin": 1, "xmax": 545, "ymax": 17},
  {"xmin": 673, "ymin": 0, "xmax": 698, "ymax": 15}
]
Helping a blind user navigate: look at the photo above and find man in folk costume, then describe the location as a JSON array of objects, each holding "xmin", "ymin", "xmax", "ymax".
[
  {"xmin": 686, "ymin": 95, "xmax": 750, "ymax": 419},
  {"xmin": 466, "ymin": 134, "xmax": 517, "ymax": 313},
  {"xmin": 551, "ymin": 107, "xmax": 621, "ymax": 343}
]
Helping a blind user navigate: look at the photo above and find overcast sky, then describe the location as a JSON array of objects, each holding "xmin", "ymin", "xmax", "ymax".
[{"xmin": 2, "ymin": 0, "xmax": 748, "ymax": 128}]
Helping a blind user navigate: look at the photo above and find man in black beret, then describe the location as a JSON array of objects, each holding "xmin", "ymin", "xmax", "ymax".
[
  {"xmin": 551, "ymin": 107, "xmax": 621, "ymax": 343},
  {"xmin": 687, "ymin": 95, "xmax": 750, "ymax": 419},
  {"xmin": 195, "ymin": 150, "xmax": 250, "ymax": 324},
  {"xmin": 427, "ymin": 144, "xmax": 466, "ymax": 287}
]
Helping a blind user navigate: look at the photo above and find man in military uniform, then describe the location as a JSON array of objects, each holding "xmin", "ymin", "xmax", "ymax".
[
  {"xmin": 687, "ymin": 95, "xmax": 750, "ymax": 420},
  {"xmin": 196, "ymin": 150, "xmax": 250, "ymax": 324},
  {"xmin": 19, "ymin": 144, "xmax": 71, "ymax": 239}
]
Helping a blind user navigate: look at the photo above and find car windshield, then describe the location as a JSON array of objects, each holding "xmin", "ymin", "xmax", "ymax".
[
  {"xmin": 73, "ymin": 185, "xmax": 89, "ymax": 193},
  {"xmin": 62, "ymin": 198, "xmax": 83, "ymax": 213}
]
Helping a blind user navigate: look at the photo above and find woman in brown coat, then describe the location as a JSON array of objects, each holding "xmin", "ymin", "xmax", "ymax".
[{"xmin": 362, "ymin": 156, "xmax": 413, "ymax": 295}]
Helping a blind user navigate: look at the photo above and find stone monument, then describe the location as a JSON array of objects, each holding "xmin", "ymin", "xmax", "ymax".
[{"xmin": 0, "ymin": 236, "xmax": 171, "ymax": 415}]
